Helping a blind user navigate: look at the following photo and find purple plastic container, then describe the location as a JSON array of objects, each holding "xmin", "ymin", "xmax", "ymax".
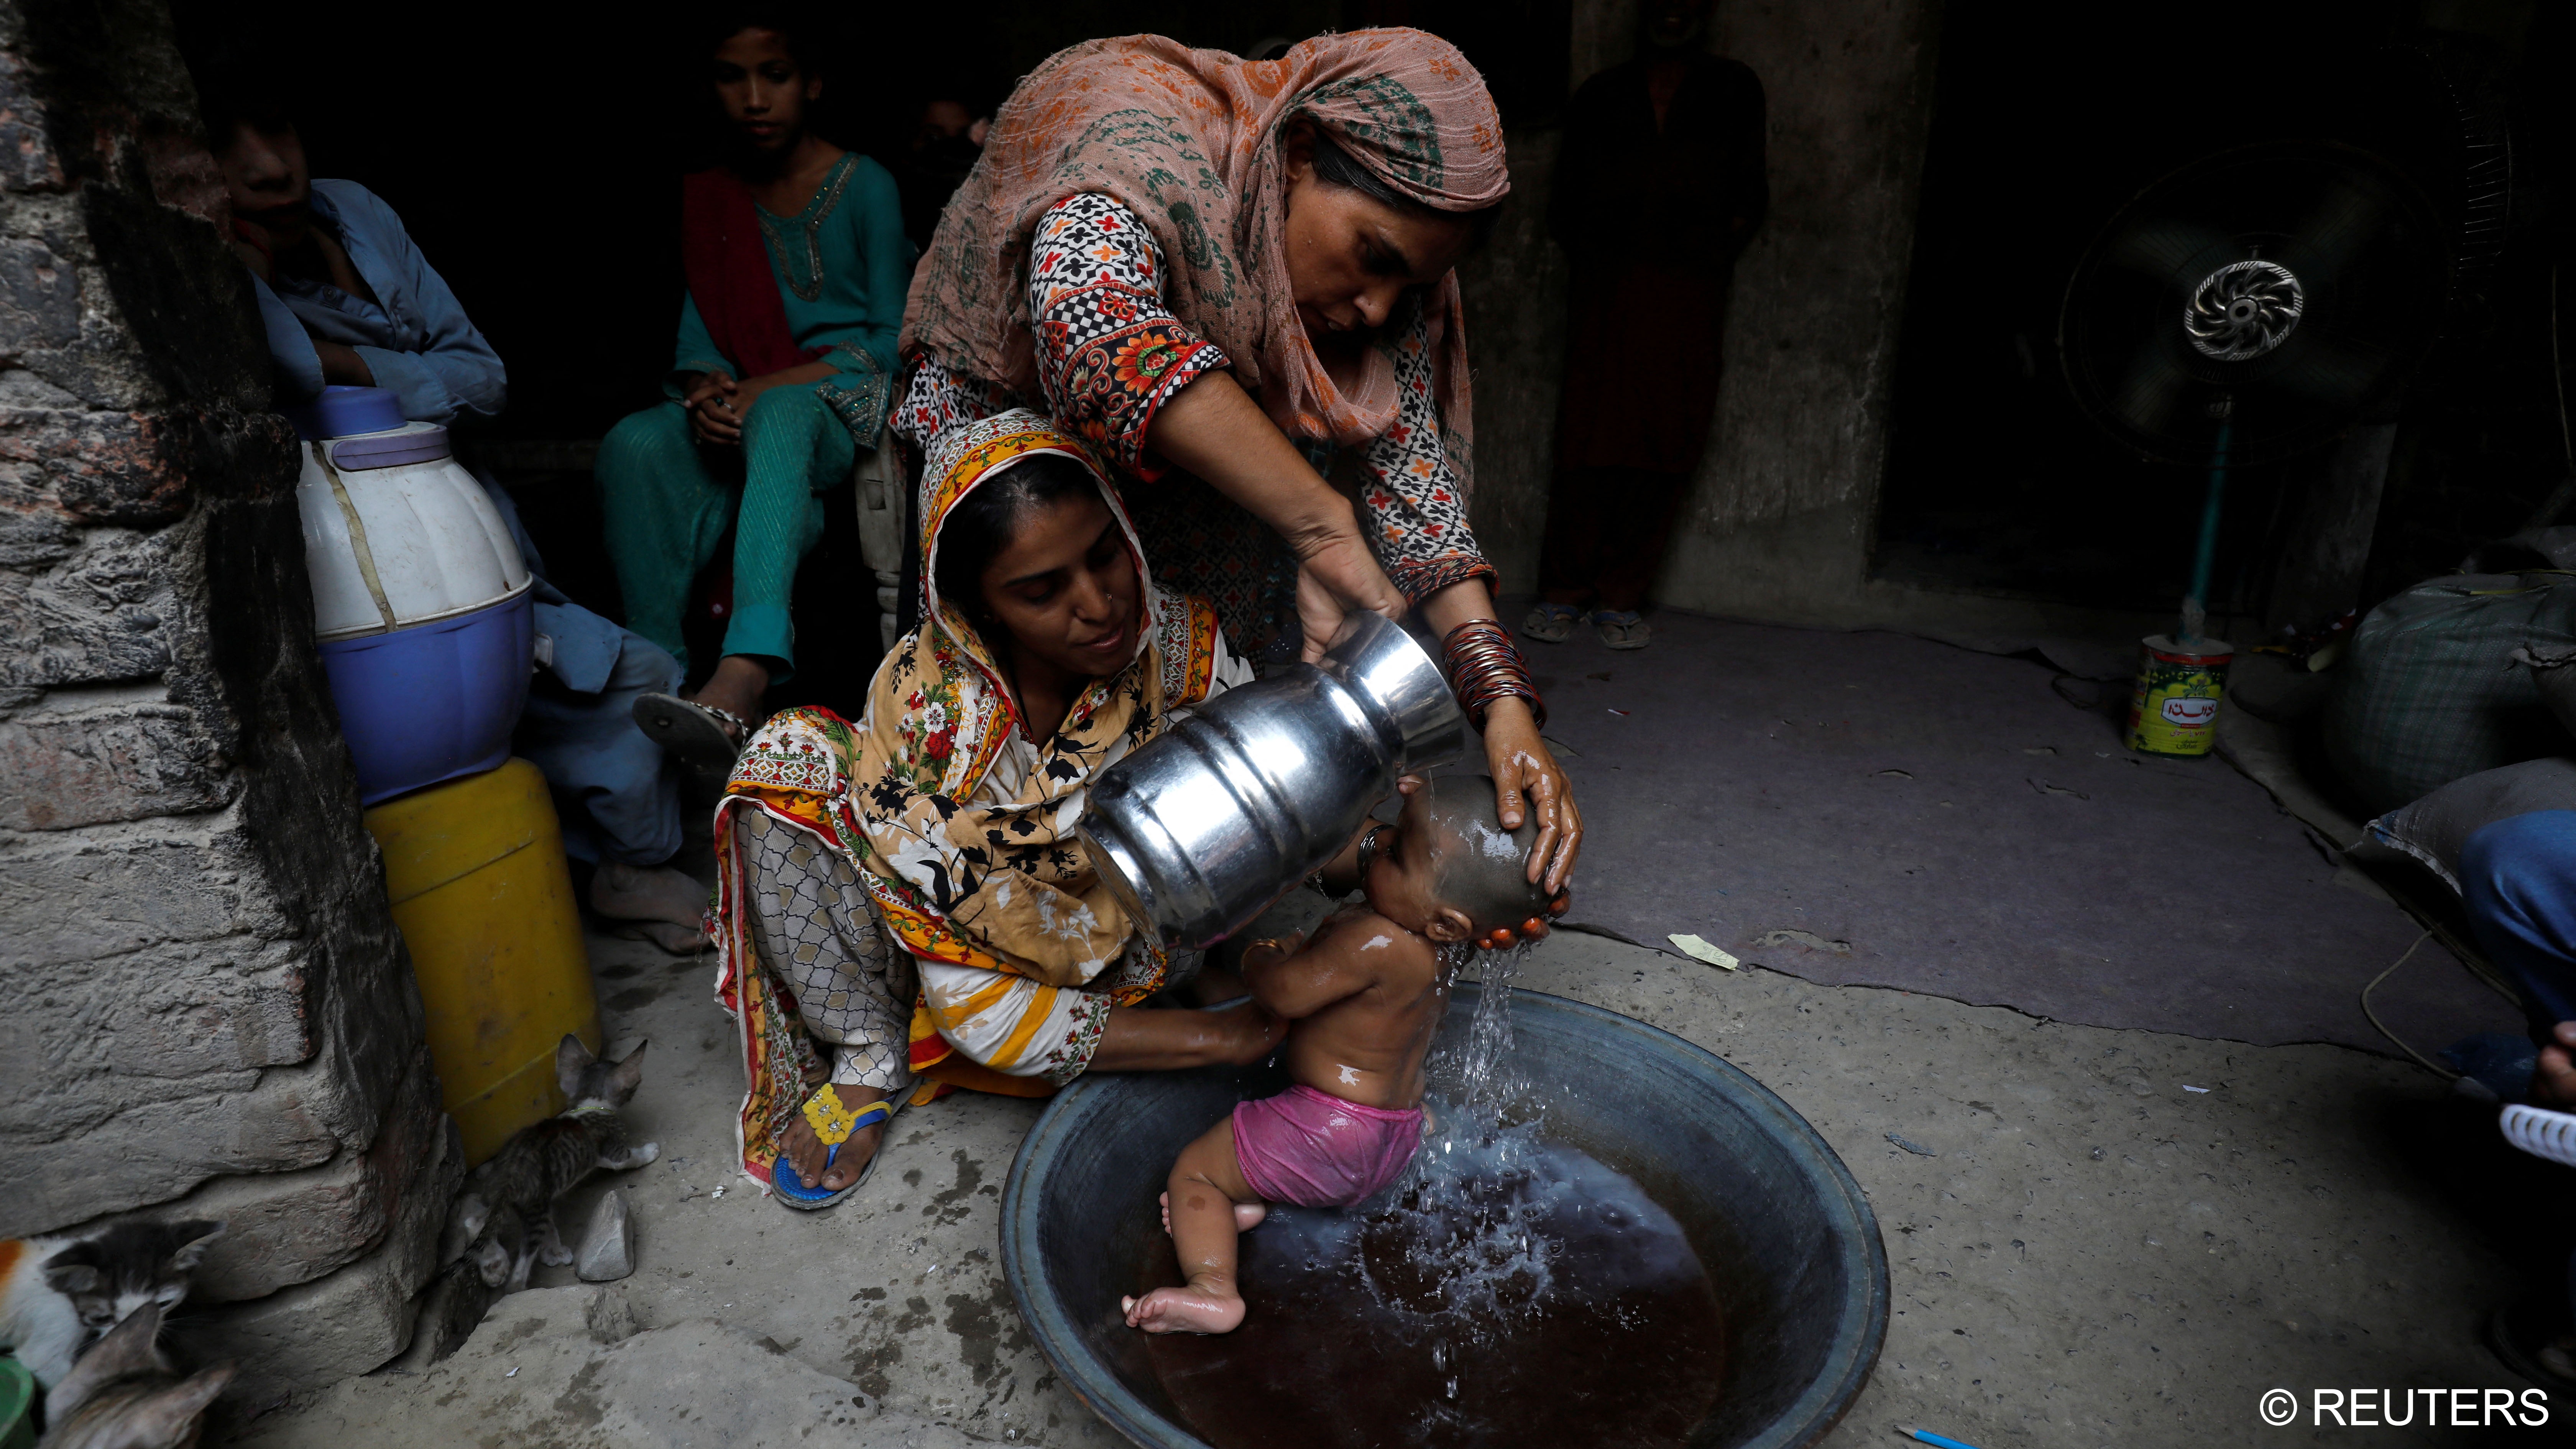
[
  {"xmin": 283, "ymin": 384, "xmax": 406, "ymax": 442},
  {"xmin": 316, "ymin": 592, "xmax": 533, "ymax": 805}
]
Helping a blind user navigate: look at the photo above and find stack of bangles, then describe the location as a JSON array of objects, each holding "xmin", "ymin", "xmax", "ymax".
[{"xmin": 1440, "ymin": 619, "xmax": 1547, "ymax": 731}]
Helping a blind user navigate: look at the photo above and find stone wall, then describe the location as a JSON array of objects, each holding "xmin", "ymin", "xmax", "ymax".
[{"xmin": 0, "ymin": 0, "xmax": 452, "ymax": 1404}]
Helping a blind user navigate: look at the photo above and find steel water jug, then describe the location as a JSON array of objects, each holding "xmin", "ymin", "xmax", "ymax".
[{"xmin": 1080, "ymin": 611, "xmax": 1465, "ymax": 950}]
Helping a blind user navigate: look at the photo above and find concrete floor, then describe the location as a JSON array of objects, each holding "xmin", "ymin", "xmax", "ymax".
[{"xmin": 228, "ymin": 915, "xmax": 2543, "ymax": 1449}]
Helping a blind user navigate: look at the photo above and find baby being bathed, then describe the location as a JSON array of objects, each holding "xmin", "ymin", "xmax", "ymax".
[{"xmin": 1122, "ymin": 775, "xmax": 1567, "ymax": 1335}]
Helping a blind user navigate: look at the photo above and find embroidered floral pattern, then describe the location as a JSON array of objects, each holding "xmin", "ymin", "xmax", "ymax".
[
  {"xmin": 755, "ymin": 153, "xmax": 861, "ymax": 303},
  {"xmin": 1354, "ymin": 301, "xmax": 1494, "ymax": 601},
  {"xmin": 1027, "ymin": 193, "xmax": 1228, "ymax": 475},
  {"xmin": 897, "ymin": 194, "xmax": 1492, "ymax": 664},
  {"xmin": 814, "ymin": 343, "xmax": 893, "ymax": 444}
]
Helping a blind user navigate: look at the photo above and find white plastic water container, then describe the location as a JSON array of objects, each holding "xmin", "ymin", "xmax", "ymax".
[{"xmin": 290, "ymin": 386, "xmax": 534, "ymax": 804}]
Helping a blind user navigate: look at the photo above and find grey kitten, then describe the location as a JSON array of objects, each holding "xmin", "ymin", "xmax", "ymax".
[
  {"xmin": 0, "ymin": 1222, "xmax": 223, "ymax": 1390},
  {"xmin": 447, "ymin": 1035, "xmax": 657, "ymax": 1283},
  {"xmin": 34, "ymin": 1301, "xmax": 231, "ymax": 1449}
]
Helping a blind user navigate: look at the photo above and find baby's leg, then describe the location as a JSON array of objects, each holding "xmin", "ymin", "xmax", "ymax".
[
  {"xmin": 1124, "ymin": 1118, "xmax": 1261, "ymax": 1334},
  {"xmin": 1160, "ymin": 1193, "xmax": 1265, "ymax": 1234}
]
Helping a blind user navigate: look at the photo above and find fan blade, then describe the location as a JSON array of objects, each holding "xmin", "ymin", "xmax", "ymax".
[
  {"xmin": 2282, "ymin": 178, "xmax": 2392, "ymax": 279},
  {"xmin": 2262, "ymin": 338, "xmax": 2390, "ymax": 410},
  {"xmin": 2105, "ymin": 341, "xmax": 2193, "ymax": 439},
  {"xmin": 2100, "ymin": 217, "xmax": 2234, "ymax": 282}
]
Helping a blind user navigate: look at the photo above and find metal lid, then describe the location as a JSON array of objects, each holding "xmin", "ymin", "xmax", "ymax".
[{"xmin": 329, "ymin": 424, "xmax": 452, "ymax": 472}]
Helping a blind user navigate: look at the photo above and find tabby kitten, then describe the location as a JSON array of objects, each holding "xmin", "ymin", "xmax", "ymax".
[
  {"xmin": 454, "ymin": 1035, "xmax": 657, "ymax": 1280},
  {"xmin": 33, "ymin": 1302, "xmax": 231, "ymax": 1449},
  {"xmin": 0, "ymin": 1221, "xmax": 222, "ymax": 1389}
]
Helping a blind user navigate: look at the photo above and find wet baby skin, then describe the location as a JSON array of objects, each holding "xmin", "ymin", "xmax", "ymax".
[{"xmin": 1124, "ymin": 777, "xmax": 1561, "ymax": 1334}]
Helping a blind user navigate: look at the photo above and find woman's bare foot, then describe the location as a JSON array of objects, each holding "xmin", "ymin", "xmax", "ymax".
[
  {"xmin": 779, "ymin": 1085, "xmax": 889, "ymax": 1193},
  {"xmin": 1123, "ymin": 1280, "xmax": 1246, "ymax": 1334},
  {"xmin": 591, "ymin": 860, "xmax": 709, "ymax": 928},
  {"xmin": 1160, "ymin": 1191, "xmax": 1265, "ymax": 1235},
  {"xmin": 686, "ymin": 655, "xmax": 772, "ymax": 737}
]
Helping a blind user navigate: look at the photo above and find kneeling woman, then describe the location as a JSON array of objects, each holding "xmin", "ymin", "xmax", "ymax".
[{"xmin": 713, "ymin": 411, "xmax": 1281, "ymax": 1205}]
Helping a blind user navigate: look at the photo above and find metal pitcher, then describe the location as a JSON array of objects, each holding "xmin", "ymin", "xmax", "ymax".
[{"xmin": 1080, "ymin": 611, "xmax": 1465, "ymax": 951}]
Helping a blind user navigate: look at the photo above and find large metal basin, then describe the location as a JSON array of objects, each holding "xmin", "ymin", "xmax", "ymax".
[{"xmin": 1001, "ymin": 986, "xmax": 1888, "ymax": 1449}]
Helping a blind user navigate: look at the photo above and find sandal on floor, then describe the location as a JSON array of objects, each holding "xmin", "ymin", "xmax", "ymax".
[
  {"xmin": 771, "ymin": 1085, "xmax": 903, "ymax": 1211},
  {"xmin": 634, "ymin": 693, "xmax": 754, "ymax": 780},
  {"xmin": 2489, "ymin": 1291, "xmax": 2576, "ymax": 1393},
  {"xmin": 1592, "ymin": 610, "xmax": 1651, "ymax": 651},
  {"xmin": 1521, "ymin": 602, "xmax": 1579, "ymax": 644},
  {"xmin": 2502, "ymin": 1102, "xmax": 2576, "ymax": 1167},
  {"xmin": 609, "ymin": 918, "xmax": 706, "ymax": 956}
]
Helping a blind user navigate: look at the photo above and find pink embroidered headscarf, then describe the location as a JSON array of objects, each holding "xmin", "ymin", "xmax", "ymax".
[{"xmin": 900, "ymin": 29, "xmax": 1509, "ymax": 480}]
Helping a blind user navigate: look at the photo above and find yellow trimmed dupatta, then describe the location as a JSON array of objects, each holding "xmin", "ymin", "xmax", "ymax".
[{"xmin": 714, "ymin": 410, "xmax": 1235, "ymax": 1177}]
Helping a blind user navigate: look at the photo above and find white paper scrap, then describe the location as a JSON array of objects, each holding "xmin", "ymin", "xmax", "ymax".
[
  {"xmin": 2182, "ymin": 1085, "xmax": 2211, "ymax": 1093},
  {"xmin": 1668, "ymin": 934, "xmax": 1740, "ymax": 971}
]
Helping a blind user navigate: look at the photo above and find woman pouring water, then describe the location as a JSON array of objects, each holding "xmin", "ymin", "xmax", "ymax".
[{"xmin": 895, "ymin": 28, "xmax": 1582, "ymax": 884}]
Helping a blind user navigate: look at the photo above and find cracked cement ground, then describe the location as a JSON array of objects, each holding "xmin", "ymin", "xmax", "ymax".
[{"xmin": 226, "ymin": 921, "xmax": 2552, "ymax": 1449}]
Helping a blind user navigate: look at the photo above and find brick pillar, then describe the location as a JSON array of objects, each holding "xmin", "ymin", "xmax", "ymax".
[{"xmin": 0, "ymin": 0, "xmax": 455, "ymax": 1403}]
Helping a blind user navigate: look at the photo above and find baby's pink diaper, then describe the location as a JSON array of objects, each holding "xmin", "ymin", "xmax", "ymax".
[{"xmin": 1230, "ymin": 1083, "xmax": 1425, "ymax": 1208}]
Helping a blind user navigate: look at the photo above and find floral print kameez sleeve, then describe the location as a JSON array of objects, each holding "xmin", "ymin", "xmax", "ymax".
[
  {"xmin": 1024, "ymin": 193, "xmax": 1231, "ymax": 474},
  {"xmin": 1359, "ymin": 312, "xmax": 1497, "ymax": 603}
]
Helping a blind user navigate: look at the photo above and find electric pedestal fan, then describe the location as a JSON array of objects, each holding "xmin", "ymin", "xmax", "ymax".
[{"xmin": 2058, "ymin": 140, "xmax": 2450, "ymax": 644}]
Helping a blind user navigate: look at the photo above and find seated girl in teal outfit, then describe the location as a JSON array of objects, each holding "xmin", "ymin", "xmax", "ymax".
[{"xmin": 598, "ymin": 10, "xmax": 910, "ymax": 773}]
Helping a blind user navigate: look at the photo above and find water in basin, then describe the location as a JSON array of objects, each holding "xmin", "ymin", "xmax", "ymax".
[{"xmin": 1137, "ymin": 956, "xmax": 1731, "ymax": 1449}]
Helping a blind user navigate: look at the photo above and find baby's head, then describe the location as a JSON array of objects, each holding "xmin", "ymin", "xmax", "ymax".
[{"xmin": 1364, "ymin": 775, "xmax": 1558, "ymax": 946}]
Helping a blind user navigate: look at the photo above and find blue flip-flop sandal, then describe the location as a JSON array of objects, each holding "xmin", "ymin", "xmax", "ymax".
[{"xmin": 771, "ymin": 1089, "xmax": 902, "ymax": 1211}]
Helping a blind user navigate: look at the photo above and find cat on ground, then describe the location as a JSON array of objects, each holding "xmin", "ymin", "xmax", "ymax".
[
  {"xmin": 0, "ymin": 1222, "xmax": 223, "ymax": 1389},
  {"xmin": 33, "ymin": 1301, "xmax": 231, "ymax": 1449},
  {"xmin": 445, "ymin": 1035, "xmax": 657, "ymax": 1291}
]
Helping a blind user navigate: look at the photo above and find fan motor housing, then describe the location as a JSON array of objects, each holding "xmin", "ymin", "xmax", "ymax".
[{"xmin": 2184, "ymin": 259, "xmax": 2304, "ymax": 361}]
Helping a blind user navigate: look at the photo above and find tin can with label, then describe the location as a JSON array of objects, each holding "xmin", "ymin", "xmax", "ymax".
[{"xmin": 2126, "ymin": 634, "xmax": 2231, "ymax": 757}]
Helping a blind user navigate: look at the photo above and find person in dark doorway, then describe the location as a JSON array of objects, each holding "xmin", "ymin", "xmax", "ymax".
[
  {"xmin": 198, "ymin": 58, "xmax": 708, "ymax": 952},
  {"xmin": 894, "ymin": 95, "xmax": 988, "ymax": 253},
  {"xmin": 595, "ymin": 9, "xmax": 911, "ymax": 776},
  {"xmin": 1523, "ymin": 0, "xmax": 1764, "ymax": 652}
]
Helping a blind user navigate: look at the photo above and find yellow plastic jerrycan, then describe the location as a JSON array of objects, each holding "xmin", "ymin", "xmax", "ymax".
[{"xmin": 363, "ymin": 757, "xmax": 599, "ymax": 1166}]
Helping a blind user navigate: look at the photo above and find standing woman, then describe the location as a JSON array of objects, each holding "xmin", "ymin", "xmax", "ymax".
[
  {"xmin": 596, "ymin": 9, "xmax": 910, "ymax": 769},
  {"xmin": 895, "ymin": 30, "xmax": 1583, "ymax": 888}
]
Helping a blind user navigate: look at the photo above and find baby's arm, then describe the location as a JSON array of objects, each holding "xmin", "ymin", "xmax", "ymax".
[
  {"xmin": 1240, "ymin": 912, "xmax": 1391, "ymax": 1021},
  {"xmin": 1305, "ymin": 776, "xmax": 1423, "ymax": 897}
]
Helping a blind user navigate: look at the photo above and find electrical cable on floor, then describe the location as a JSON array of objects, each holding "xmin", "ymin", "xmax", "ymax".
[{"xmin": 2360, "ymin": 930, "xmax": 2456, "ymax": 1078}]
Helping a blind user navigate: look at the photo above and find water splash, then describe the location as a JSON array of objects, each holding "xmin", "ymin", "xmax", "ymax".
[
  {"xmin": 1349, "ymin": 942, "xmax": 1562, "ymax": 1344},
  {"xmin": 1444, "ymin": 941, "xmax": 1528, "ymax": 1115}
]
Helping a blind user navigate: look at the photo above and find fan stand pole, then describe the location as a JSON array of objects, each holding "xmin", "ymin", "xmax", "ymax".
[{"xmin": 2180, "ymin": 401, "xmax": 2234, "ymax": 645}]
